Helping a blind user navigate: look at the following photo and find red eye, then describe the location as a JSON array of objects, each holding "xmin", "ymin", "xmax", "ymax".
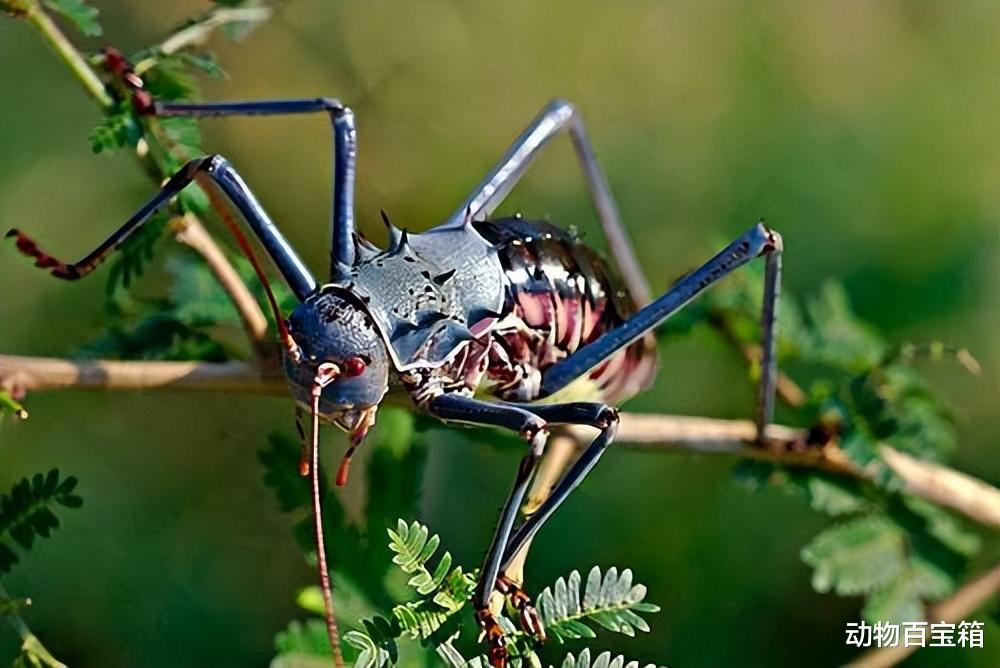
[{"xmin": 344, "ymin": 355, "xmax": 367, "ymax": 377}]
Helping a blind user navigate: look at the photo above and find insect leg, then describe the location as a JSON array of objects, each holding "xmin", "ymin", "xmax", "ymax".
[
  {"xmin": 540, "ymin": 221, "xmax": 783, "ymax": 438},
  {"xmin": 153, "ymin": 98, "xmax": 357, "ymax": 270},
  {"xmin": 7, "ymin": 154, "xmax": 317, "ymax": 300},
  {"xmin": 426, "ymin": 393, "xmax": 549, "ymax": 668},
  {"xmin": 494, "ymin": 402, "xmax": 618, "ymax": 640},
  {"xmin": 441, "ymin": 98, "xmax": 650, "ymax": 304}
]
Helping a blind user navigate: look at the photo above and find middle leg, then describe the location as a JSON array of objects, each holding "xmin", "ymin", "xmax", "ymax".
[
  {"xmin": 495, "ymin": 403, "xmax": 620, "ymax": 630},
  {"xmin": 426, "ymin": 393, "xmax": 549, "ymax": 668},
  {"xmin": 426, "ymin": 395, "xmax": 620, "ymax": 665}
]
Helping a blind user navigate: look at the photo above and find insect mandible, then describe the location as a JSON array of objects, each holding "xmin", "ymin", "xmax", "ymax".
[{"xmin": 6, "ymin": 52, "xmax": 783, "ymax": 668}]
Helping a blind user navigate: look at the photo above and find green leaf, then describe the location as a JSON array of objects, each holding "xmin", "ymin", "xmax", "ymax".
[
  {"xmin": 344, "ymin": 630, "xmax": 391, "ymax": 668},
  {"xmin": 178, "ymin": 52, "xmax": 226, "ymax": 79},
  {"xmin": 0, "ymin": 469, "xmax": 83, "ymax": 575},
  {"xmin": 104, "ymin": 210, "xmax": 169, "ymax": 294},
  {"xmin": 141, "ymin": 54, "xmax": 198, "ymax": 101},
  {"xmin": 258, "ymin": 432, "xmax": 310, "ymax": 513},
  {"xmin": 43, "ymin": 0, "xmax": 101, "ymax": 37},
  {"xmin": 537, "ymin": 566, "xmax": 659, "ymax": 644},
  {"xmin": 553, "ymin": 649, "xmax": 662, "ymax": 668},
  {"xmin": 159, "ymin": 116, "xmax": 203, "ymax": 157},
  {"xmin": 730, "ymin": 460, "xmax": 776, "ymax": 492},
  {"xmin": 387, "ymin": 519, "xmax": 456, "ymax": 597},
  {"xmin": 801, "ymin": 516, "xmax": 907, "ymax": 595},
  {"xmin": 897, "ymin": 495, "xmax": 980, "ymax": 558},
  {"xmin": 803, "ymin": 282, "xmax": 887, "ymax": 372},
  {"xmin": 88, "ymin": 105, "xmax": 141, "ymax": 154},
  {"xmin": 0, "ymin": 543, "xmax": 19, "ymax": 573},
  {"xmin": 435, "ymin": 640, "xmax": 469, "ymax": 668},
  {"xmin": 294, "ymin": 586, "xmax": 326, "ymax": 617},
  {"xmin": 861, "ymin": 567, "xmax": 927, "ymax": 624},
  {"xmin": 168, "ymin": 255, "xmax": 244, "ymax": 326},
  {"xmin": 77, "ymin": 313, "xmax": 229, "ymax": 362},
  {"xmin": 795, "ymin": 473, "xmax": 870, "ymax": 517}
]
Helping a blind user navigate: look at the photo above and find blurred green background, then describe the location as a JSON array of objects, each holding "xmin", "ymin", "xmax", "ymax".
[{"xmin": 0, "ymin": 1, "xmax": 997, "ymax": 666}]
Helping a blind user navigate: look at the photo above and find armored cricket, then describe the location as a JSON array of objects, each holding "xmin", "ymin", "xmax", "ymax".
[{"xmin": 7, "ymin": 53, "xmax": 783, "ymax": 667}]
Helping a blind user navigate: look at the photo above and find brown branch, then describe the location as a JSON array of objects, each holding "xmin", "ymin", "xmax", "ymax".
[
  {"xmin": 0, "ymin": 354, "xmax": 283, "ymax": 396},
  {"xmin": 616, "ymin": 412, "xmax": 861, "ymax": 475},
  {"xmin": 878, "ymin": 446, "xmax": 1000, "ymax": 529},
  {"xmin": 617, "ymin": 412, "xmax": 1000, "ymax": 529},
  {"xmin": 10, "ymin": 0, "xmax": 275, "ymax": 359},
  {"xmin": 846, "ymin": 563, "xmax": 1000, "ymax": 668},
  {"xmin": 708, "ymin": 311, "xmax": 807, "ymax": 408},
  {"xmin": 170, "ymin": 214, "xmax": 269, "ymax": 348},
  {"xmin": 2, "ymin": 353, "xmax": 997, "ymax": 531},
  {"xmin": 155, "ymin": 5, "xmax": 274, "ymax": 56}
]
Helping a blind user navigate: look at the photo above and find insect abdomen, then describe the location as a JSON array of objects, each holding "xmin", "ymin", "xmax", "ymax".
[{"xmin": 475, "ymin": 218, "xmax": 657, "ymax": 404}]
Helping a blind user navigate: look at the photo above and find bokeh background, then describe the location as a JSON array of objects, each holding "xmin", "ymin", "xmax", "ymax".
[{"xmin": 0, "ymin": 1, "xmax": 997, "ymax": 666}]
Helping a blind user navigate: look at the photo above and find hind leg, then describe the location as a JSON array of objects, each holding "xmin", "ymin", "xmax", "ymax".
[
  {"xmin": 442, "ymin": 98, "xmax": 651, "ymax": 304},
  {"xmin": 540, "ymin": 221, "xmax": 782, "ymax": 437}
]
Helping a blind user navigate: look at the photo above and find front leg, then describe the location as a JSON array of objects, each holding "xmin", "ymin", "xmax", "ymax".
[
  {"xmin": 426, "ymin": 393, "xmax": 549, "ymax": 668},
  {"xmin": 102, "ymin": 47, "xmax": 358, "ymax": 270}
]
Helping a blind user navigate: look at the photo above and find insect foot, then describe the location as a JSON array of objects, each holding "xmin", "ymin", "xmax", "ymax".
[
  {"xmin": 497, "ymin": 574, "xmax": 546, "ymax": 641},
  {"xmin": 100, "ymin": 47, "xmax": 158, "ymax": 115},
  {"xmin": 474, "ymin": 606, "xmax": 508, "ymax": 668}
]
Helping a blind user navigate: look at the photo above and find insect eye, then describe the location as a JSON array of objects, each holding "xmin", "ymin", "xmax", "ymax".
[{"xmin": 344, "ymin": 355, "xmax": 367, "ymax": 377}]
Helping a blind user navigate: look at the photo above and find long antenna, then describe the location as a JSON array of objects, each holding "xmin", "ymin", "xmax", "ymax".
[
  {"xmin": 310, "ymin": 364, "xmax": 344, "ymax": 667},
  {"xmin": 199, "ymin": 185, "xmax": 301, "ymax": 361}
]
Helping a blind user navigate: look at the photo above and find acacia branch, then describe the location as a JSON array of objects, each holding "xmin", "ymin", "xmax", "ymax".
[
  {"xmin": 878, "ymin": 446, "xmax": 1000, "ymax": 528},
  {"xmin": 707, "ymin": 311, "xmax": 807, "ymax": 408},
  {"xmin": 617, "ymin": 412, "xmax": 1000, "ymax": 529},
  {"xmin": 2, "ymin": 354, "xmax": 997, "ymax": 530},
  {"xmin": 0, "ymin": 354, "xmax": 283, "ymax": 396},
  {"xmin": 155, "ymin": 5, "xmax": 274, "ymax": 57},
  {"xmin": 7, "ymin": 0, "xmax": 113, "ymax": 107},
  {"xmin": 9, "ymin": 0, "xmax": 273, "ymax": 358},
  {"xmin": 170, "ymin": 214, "xmax": 269, "ymax": 348}
]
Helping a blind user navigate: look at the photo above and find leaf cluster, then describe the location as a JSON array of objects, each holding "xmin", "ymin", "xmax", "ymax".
[
  {"xmin": 44, "ymin": 0, "xmax": 100, "ymax": 37},
  {"xmin": 0, "ymin": 470, "xmax": 82, "ymax": 575},
  {"xmin": 703, "ymin": 266, "xmax": 983, "ymax": 625},
  {"xmin": 78, "ymin": 0, "xmax": 270, "ymax": 297},
  {"xmin": 277, "ymin": 518, "xmax": 661, "ymax": 668},
  {"xmin": 80, "ymin": 253, "xmax": 294, "ymax": 361}
]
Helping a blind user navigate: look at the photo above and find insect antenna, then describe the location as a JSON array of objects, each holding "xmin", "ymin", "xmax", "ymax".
[
  {"xmin": 309, "ymin": 362, "xmax": 344, "ymax": 667},
  {"xmin": 200, "ymin": 186, "xmax": 302, "ymax": 361}
]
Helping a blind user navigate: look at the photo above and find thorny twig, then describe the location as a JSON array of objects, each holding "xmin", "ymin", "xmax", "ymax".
[
  {"xmin": 6, "ymin": 0, "xmax": 273, "ymax": 359},
  {"xmin": 2, "ymin": 0, "xmax": 112, "ymax": 106},
  {"xmin": 155, "ymin": 4, "xmax": 274, "ymax": 58},
  {"xmin": 617, "ymin": 412, "xmax": 1000, "ymax": 529},
  {"xmin": 2, "ymin": 353, "xmax": 998, "ymax": 531},
  {"xmin": 170, "ymin": 214, "xmax": 270, "ymax": 352},
  {"xmin": 707, "ymin": 310, "xmax": 807, "ymax": 408}
]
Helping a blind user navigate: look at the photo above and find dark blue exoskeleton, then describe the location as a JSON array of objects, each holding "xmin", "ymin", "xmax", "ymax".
[{"xmin": 8, "ymin": 57, "xmax": 783, "ymax": 668}]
